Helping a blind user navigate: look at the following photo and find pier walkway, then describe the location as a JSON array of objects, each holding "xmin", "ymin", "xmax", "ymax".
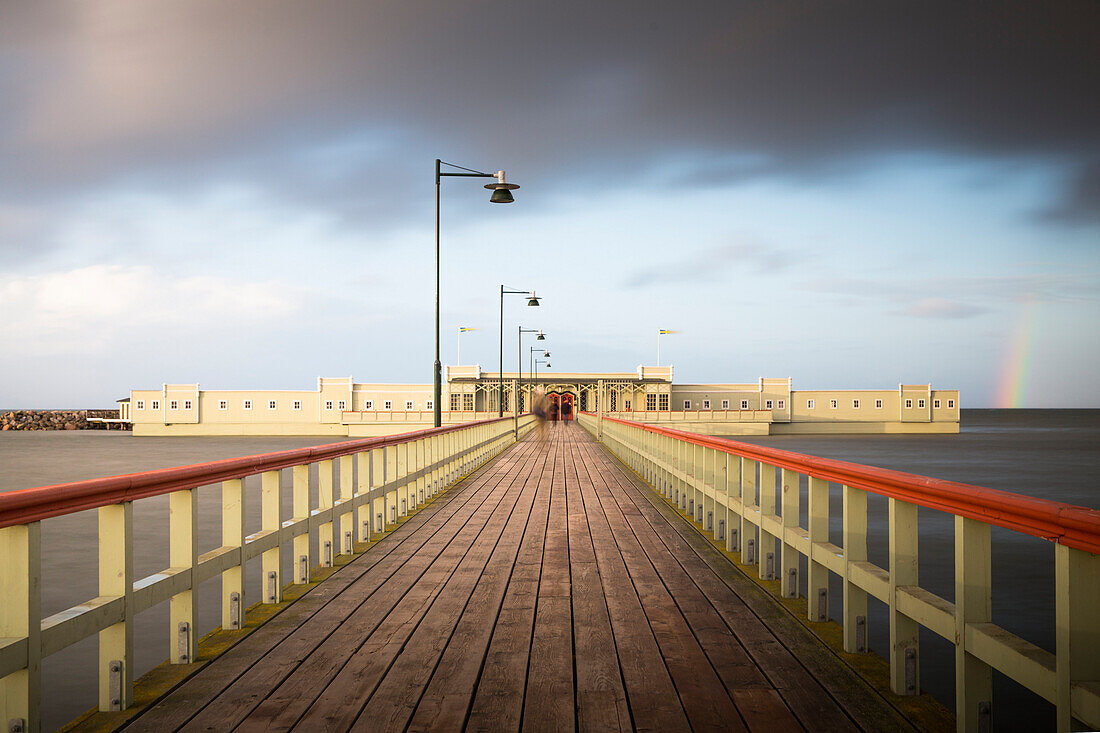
[{"xmin": 119, "ymin": 423, "xmax": 915, "ymax": 732}]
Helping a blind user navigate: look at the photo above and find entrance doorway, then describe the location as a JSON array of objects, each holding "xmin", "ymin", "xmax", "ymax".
[{"xmin": 548, "ymin": 392, "xmax": 574, "ymax": 421}]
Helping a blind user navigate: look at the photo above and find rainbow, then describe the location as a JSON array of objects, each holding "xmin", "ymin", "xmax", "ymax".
[{"xmin": 995, "ymin": 296, "xmax": 1038, "ymax": 408}]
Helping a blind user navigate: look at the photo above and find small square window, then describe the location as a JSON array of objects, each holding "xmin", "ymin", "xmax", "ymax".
[
  {"xmin": 875, "ymin": 399, "xmax": 883, "ymax": 409},
  {"xmin": 853, "ymin": 399, "xmax": 860, "ymax": 409},
  {"xmin": 406, "ymin": 400, "xmax": 414, "ymax": 410},
  {"xmin": 426, "ymin": 400, "xmax": 433, "ymax": 410},
  {"xmin": 136, "ymin": 400, "xmax": 145, "ymax": 410},
  {"xmin": 777, "ymin": 399, "xmax": 785, "ymax": 409},
  {"xmin": 338, "ymin": 400, "xmax": 346, "ymax": 410},
  {"xmin": 702, "ymin": 399, "xmax": 711, "ymax": 410},
  {"xmin": 807, "ymin": 399, "xmax": 815, "ymax": 409},
  {"xmin": 683, "ymin": 400, "xmax": 692, "ymax": 409},
  {"xmin": 948, "ymin": 399, "xmax": 955, "ymax": 408},
  {"xmin": 268, "ymin": 400, "xmax": 277, "ymax": 410},
  {"xmin": 219, "ymin": 400, "xmax": 227, "ymax": 410},
  {"xmin": 170, "ymin": 400, "xmax": 178, "ymax": 410},
  {"xmin": 293, "ymin": 400, "xmax": 301, "ymax": 410},
  {"xmin": 830, "ymin": 399, "xmax": 838, "ymax": 409},
  {"xmin": 934, "ymin": 399, "xmax": 941, "ymax": 409},
  {"xmin": 184, "ymin": 400, "xmax": 192, "ymax": 410},
  {"xmin": 918, "ymin": 399, "xmax": 926, "ymax": 409},
  {"xmin": 325, "ymin": 400, "xmax": 333, "ymax": 410},
  {"xmin": 721, "ymin": 399, "xmax": 729, "ymax": 409},
  {"xmin": 740, "ymin": 400, "xmax": 749, "ymax": 409},
  {"xmin": 765, "ymin": 399, "xmax": 773, "ymax": 409},
  {"xmin": 243, "ymin": 400, "xmax": 252, "ymax": 410},
  {"xmin": 364, "ymin": 400, "xmax": 373, "ymax": 409},
  {"xmin": 384, "ymin": 400, "xmax": 393, "ymax": 410},
  {"xmin": 151, "ymin": 400, "xmax": 160, "ymax": 410},
  {"xmin": 905, "ymin": 399, "xmax": 913, "ymax": 408}
]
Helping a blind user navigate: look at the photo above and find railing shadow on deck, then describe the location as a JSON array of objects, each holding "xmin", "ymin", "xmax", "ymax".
[{"xmin": 577, "ymin": 412, "xmax": 1100, "ymax": 733}]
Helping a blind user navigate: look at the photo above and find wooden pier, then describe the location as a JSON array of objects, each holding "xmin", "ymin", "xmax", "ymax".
[{"xmin": 112, "ymin": 424, "xmax": 920, "ymax": 731}]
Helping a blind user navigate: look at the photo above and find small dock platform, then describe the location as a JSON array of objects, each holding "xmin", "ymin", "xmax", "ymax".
[{"xmin": 108, "ymin": 424, "xmax": 924, "ymax": 731}]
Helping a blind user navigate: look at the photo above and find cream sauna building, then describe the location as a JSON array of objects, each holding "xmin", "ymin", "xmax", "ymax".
[{"xmin": 124, "ymin": 366, "xmax": 959, "ymax": 437}]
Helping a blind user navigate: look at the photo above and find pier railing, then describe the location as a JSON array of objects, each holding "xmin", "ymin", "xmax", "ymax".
[
  {"xmin": 579, "ymin": 413, "xmax": 1100, "ymax": 732},
  {"xmin": 0, "ymin": 415, "xmax": 531, "ymax": 732}
]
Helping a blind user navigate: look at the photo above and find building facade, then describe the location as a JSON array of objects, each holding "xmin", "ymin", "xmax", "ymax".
[{"xmin": 125, "ymin": 366, "xmax": 959, "ymax": 437}]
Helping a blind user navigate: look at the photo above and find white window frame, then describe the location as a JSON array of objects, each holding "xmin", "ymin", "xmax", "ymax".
[
  {"xmin": 807, "ymin": 399, "xmax": 815, "ymax": 409},
  {"xmin": 740, "ymin": 400, "xmax": 749, "ymax": 410},
  {"xmin": 702, "ymin": 399, "xmax": 711, "ymax": 410},
  {"xmin": 905, "ymin": 399, "xmax": 913, "ymax": 409},
  {"xmin": 721, "ymin": 399, "xmax": 729, "ymax": 410},
  {"xmin": 765, "ymin": 399, "xmax": 773, "ymax": 409},
  {"xmin": 777, "ymin": 399, "xmax": 785, "ymax": 409},
  {"xmin": 243, "ymin": 400, "xmax": 252, "ymax": 410},
  {"xmin": 658, "ymin": 394, "xmax": 669, "ymax": 411},
  {"xmin": 875, "ymin": 399, "xmax": 883, "ymax": 409},
  {"xmin": 218, "ymin": 400, "xmax": 228, "ymax": 410},
  {"xmin": 364, "ymin": 400, "xmax": 373, "ymax": 410},
  {"xmin": 830, "ymin": 399, "xmax": 838, "ymax": 409},
  {"xmin": 683, "ymin": 400, "xmax": 692, "ymax": 410},
  {"xmin": 136, "ymin": 400, "xmax": 145, "ymax": 410},
  {"xmin": 184, "ymin": 400, "xmax": 192, "ymax": 410},
  {"xmin": 338, "ymin": 400, "xmax": 347, "ymax": 411},
  {"xmin": 405, "ymin": 400, "xmax": 414, "ymax": 410},
  {"xmin": 918, "ymin": 399, "xmax": 926, "ymax": 409},
  {"xmin": 853, "ymin": 399, "xmax": 860, "ymax": 409},
  {"xmin": 151, "ymin": 400, "xmax": 160, "ymax": 410},
  {"xmin": 646, "ymin": 394, "xmax": 657, "ymax": 411},
  {"xmin": 384, "ymin": 400, "xmax": 393, "ymax": 410},
  {"xmin": 170, "ymin": 400, "xmax": 178, "ymax": 410},
  {"xmin": 426, "ymin": 400, "xmax": 433, "ymax": 411},
  {"xmin": 293, "ymin": 400, "xmax": 302, "ymax": 411},
  {"xmin": 948, "ymin": 399, "xmax": 955, "ymax": 409},
  {"xmin": 934, "ymin": 399, "xmax": 941, "ymax": 409}
]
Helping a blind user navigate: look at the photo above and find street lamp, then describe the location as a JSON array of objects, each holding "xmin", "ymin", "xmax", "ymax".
[
  {"xmin": 499, "ymin": 286, "xmax": 540, "ymax": 416},
  {"xmin": 534, "ymin": 358, "xmax": 550, "ymax": 380},
  {"xmin": 517, "ymin": 326, "xmax": 545, "ymax": 437},
  {"xmin": 434, "ymin": 159, "xmax": 520, "ymax": 427},
  {"xmin": 529, "ymin": 347, "xmax": 550, "ymax": 383}
]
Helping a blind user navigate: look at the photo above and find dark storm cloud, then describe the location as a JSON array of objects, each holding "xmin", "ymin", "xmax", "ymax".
[{"xmin": 2, "ymin": 0, "xmax": 1098, "ymax": 252}]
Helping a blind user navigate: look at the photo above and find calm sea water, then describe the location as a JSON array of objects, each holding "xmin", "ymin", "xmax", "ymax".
[{"xmin": 1, "ymin": 410, "xmax": 1096, "ymax": 730}]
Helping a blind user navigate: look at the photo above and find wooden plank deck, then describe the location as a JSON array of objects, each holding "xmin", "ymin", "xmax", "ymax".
[{"xmin": 123, "ymin": 423, "xmax": 920, "ymax": 732}]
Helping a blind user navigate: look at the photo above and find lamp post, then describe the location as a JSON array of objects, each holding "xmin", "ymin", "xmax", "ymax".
[
  {"xmin": 517, "ymin": 326, "xmax": 545, "ymax": 438},
  {"xmin": 529, "ymin": 347, "xmax": 550, "ymax": 383},
  {"xmin": 534, "ymin": 358, "xmax": 550, "ymax": 380},
  {"xmin": 499, "ymin": 286, "xmax": 540, "ymax": 416},
  {"xmin": 434, "ymin": 159, "xmax": 520, "ymax": 427}
]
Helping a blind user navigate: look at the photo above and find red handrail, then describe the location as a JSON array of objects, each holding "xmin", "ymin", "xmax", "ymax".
[
  {"xmin": 0, "ymin": 416, "xmax": 516, "ymax": 529},
  {"xmin": 591, "ymin": 414, "xmax": 1100, "ymax": 554}
]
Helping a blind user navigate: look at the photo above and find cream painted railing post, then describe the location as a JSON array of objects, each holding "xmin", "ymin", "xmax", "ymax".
[
  {"xmin": 415, "ymin": 438, "xmax": 425, "ymax": 508},
  {"xmin": 711, "ymin": 449, "xmax": 723, "ymax": 541},
  {"xmin": 807, "ymin": 477, "xmax": 829, "ymax": 622},
  {"xmin": 759, "ymin": 464, "xmax": 777, "ymax": 580},
  {"xmin": 725, "ymin": 453, "xmax": 740, "ymax": 553},
  {"xmin": 704, "ymin": 447, "xmax": 716, "ymax": 534},
  {"xmin": 954, "ymin": 516, "xmax": 992, "ymax": 732},
  {"xmin": 0, "ymin": 522, "xmax": 41, "ymax": 732},
  {"xmin": 355, "ymin": 451, "xmax": 371, "ymax": 542},
  {"xmin": 741, "ymin": 458, "xmax": 757, "ymax": 567},
  {"xmin": 98, "ymin": 502, "xmax": 133, "ymax": 711},
  {"xmin": 337, "ymin": 455, "xmax": 354, "ymax": 556},
  {"xmin": 169, "ymin": 488, "xmax": 197, "ymax": 664},
  {"xmin": 221, "ymin": 479, "xmax": 245, "ymax": 630},
  {"xmin": 371, "ymin": 447, "xmax": 385, "ymax": 534},
  {"xmin": 1055, "ymin": 544, "xmax": 1100, "ymax": 731},
  {"xmin": 842, "ymin": 485, "xmax": 868, "ymax": 653},
  {"xmin": 318, "ymin": 460, "xmax": 334, "ymax": 568},
  {"xmin": 889, "ymin": 498, "xmax": 919, "ymax": 695},
  {"xmin": 385, "ymin": 444, "xmax": 398, "ymax": 527},
  {"xmin": 397, "ymin": 442, "xmax": 410, "ymax": 519},
  {"xmin": 664, "ymin": 435, "xmax": 673, "ymax": 500},
  {"xmin": 261, "ymin": 470, "xmax": 282, "ymax": 603},
  {"xmin": 687, "ymin": 443, "xmax": 698, "ymax": 520},
  {"xmin": 780, "ymin": 469, "xmax": 800, "ymax": 598},
  {"xmin": 293, "ymin": 465, "xmax": 311, "ymax": 584}
]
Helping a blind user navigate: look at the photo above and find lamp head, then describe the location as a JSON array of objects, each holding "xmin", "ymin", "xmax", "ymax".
[
  {"xmin": 485, "ymin": 172, "xmax": 519, "ymax": 204},
  {"xmin": 544, "ymin": 351, "xmax": 550, "ymax": 357},
  {"xmin": 527, "ymin": 291, "xmax": 540, "ymax": 306},
  {"xmin": 536, "ymin": 331, "xmax": 545, "ymax": 340}
]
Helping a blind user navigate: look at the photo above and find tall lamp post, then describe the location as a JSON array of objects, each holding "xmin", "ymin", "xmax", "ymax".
[
  {"xmin": 499, "ymin": 286, "xmax": 540, "ymax": 416},
  {"xmin": 434, "ymin": 159, "xmax": 520, "ymax": 427},
  {"xmin": 534, "ymin": 358, "xmax": 550, "ymax": 380},
  {"xmin": 529, "ymin": 346, "xmax": 550, "ymax": 381},
  {"xmin": 517, "ymin": 327, "xmax": 546, "ymax": 437}
]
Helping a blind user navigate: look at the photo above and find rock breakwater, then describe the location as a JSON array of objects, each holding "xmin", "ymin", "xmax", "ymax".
[{"xmin": 0, "ymin": 409, "xmax": 129, "ymax": 431}]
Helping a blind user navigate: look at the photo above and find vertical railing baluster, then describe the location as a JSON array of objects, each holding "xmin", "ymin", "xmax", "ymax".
[
  {"xmin": 292, "ymin": 464, "xmax": 310, "ymax": 584},
  {"xmin": 356, "ymin": 450, "xmax": 370, "ymax": 542},
  {"xmin": 741, "ymin": 458, "xmax": 757, "ymax": 567},
  {"xmin": 98, "ymin": 502, "xmax": 133, "ymax": 711},
  {"xmin": 318, "ymin": 460, "xmax": 334, "ymax": 567},
  {"xmin": 221, "ymin": 478, "xmax": 245, "ymax": 630},
  {"xmin": 889, "ymin": 497, "xmax": 919, "ymax": 695},
  {"xmin": 807, "ymin": 477, "xmax": 829, "ymax": 621},
  {"xmin": 338, "ymin": 455, "xmax": 354, "ymax": 556},
  {"xmin": 169, "ymin": 488, "xmax": 197, "ymax": 663},
  {"xmin": 1055, "ymin": 544, "xmax": 1100, "ymax": 732},
  {"xmin": 780, "ymin": 469, "xmax": 800, "ymax": 598},
  {"xmin": 759, "ymin": 464, "xmax": 776, "ymax": 580},
  {"xmin": 955, "ymin": 515, "xmax": 992, "ymax": 731},
  {"xmin": 842, "ymin": 484, "xmax": 868, "ymax": 653},
  {"xmin": 371, "ymin": 446, "xmax": 385, "ymax": 535},
  {"xmin": 385, "ymin": 443, "xmax": 398, "ymax": 526},
  {"xmin": 261, "ymin": 470, "xmax": 282, "ymax": 603},
  {"xmin": 397, "ymin": 442, "xmax": 409, "ymax": 519},
  {"xmin": 0, "ymin": 522, "xmax": 41, "ymax": 732}
]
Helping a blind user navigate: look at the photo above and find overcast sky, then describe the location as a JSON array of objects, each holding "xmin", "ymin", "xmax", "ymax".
[{"xmin": 2, "ymin": 1, "xmax": 1098, "ymax": 408}]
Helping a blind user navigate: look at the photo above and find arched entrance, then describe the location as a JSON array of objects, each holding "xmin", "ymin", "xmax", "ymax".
[{"xmin": 548, "ymin": 392, "xmax": 575, "ymax": 421}]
